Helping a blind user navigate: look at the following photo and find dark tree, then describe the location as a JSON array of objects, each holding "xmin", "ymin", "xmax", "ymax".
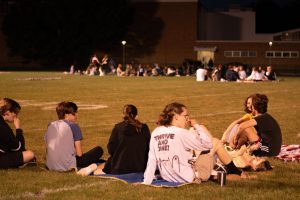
[
  {"xmin": 2, "ymin": 0, "xmax": 135, "ymax": 68},
  {"xmin": 125, "ymin": 2, "xmax": 164, "ymax": 61}
]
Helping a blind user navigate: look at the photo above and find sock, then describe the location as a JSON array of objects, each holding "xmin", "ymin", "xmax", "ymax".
[
  {"xmin": 226, "ymin": 161, "xmax": 242, "ymax": 175},
  {"xmin": 77, "ymin": 163, "xmax": 97, "ymax": 176}
]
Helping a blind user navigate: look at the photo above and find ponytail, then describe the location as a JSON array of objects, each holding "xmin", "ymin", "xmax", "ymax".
[
  {"xmin": 157, "ymin": 102, "xmax": 186, "ymax": 126},
  {"xmin": 123, "ymin": 105, "xmax": 143, "ymax": 132}
]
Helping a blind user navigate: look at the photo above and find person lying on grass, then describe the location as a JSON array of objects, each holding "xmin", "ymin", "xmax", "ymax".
[
  {"xmin": 45, "ymin": 101, "xmax": 103, "ymax": 173},
  {"xmin": 224, "ymin": 144, "xmax": 273, "ymax": 171},
  {"xmin": 0, "ymin": 98, "xmax": 35, "ymax": 169},
  {"xmin": 143, "ymin": 102, "xmax": 247, "ymax": 185}
]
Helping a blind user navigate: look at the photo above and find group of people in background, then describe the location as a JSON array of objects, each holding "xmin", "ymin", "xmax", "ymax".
[
  {"xmin": 198, "ymin": 64, "xmax": 277, "ymax": 82},
  {"xmin": 0, "ymin": 93, "xmax": 282, "ymax": 185},
  {"xmin": 84, "ymin": 53, "xmax": 113, "ymax": 76},
  {"xmin": 68, "ymin": 55, "xmax": 277, "ymax": 84},
  {"xmin": 209, "ymin": 64, "xmax": 277, "ymax": 82}
]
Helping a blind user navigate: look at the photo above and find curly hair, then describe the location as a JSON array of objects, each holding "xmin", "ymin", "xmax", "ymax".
[
  {"xmin": 157, "ymin": 102, "xmax": 186, "ymax": 126},
  {"xmin": 249, "ymin": 94, "xmax": 268, "ymax": 114}
]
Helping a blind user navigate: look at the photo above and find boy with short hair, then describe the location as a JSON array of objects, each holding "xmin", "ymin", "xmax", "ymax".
[
  {"xmin": 0, "ymin": 98, "xmax": 35, "ymax": 169},
  {"xmin": 45, "ymin": 101, "xmax": 103, "ymax": 173},
  {"xmin": 232, "ymin": 94, "xmax": 282, "ymax": 157}
]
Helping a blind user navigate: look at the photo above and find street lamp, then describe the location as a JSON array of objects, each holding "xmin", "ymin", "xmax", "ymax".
[
  {"xmin": 268, "ymin": 41, "xmax": 273, "ymax": 66},
  {"xmin": 121, "ymin": 40, "xmax": 126, "ymax": 67}
]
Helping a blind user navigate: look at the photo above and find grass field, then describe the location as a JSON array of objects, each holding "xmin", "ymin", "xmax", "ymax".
[{"xmin": 0, "ymin": 72, "xmax": 299, "ymax": 200}]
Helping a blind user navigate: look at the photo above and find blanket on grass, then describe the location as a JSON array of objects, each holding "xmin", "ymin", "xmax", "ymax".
[
  {"xmin": 93, "ymin": 172, "xmax": 193, "ymax": 188},
  {"xmin": 274, "ymin": 144, "xmax": 300, "ymax": 162}
]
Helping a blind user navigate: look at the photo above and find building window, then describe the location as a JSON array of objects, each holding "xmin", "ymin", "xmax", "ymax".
[
  {"xmin": 233, "ymin": 51, "xmax": 240, "ymax": 57},
  {"xmin": 266, "ymin": 51, "xmax": 299, "ymax": 58},
  {"xmin": 266, "ymin": 52, "xmax": 274, "ymax": 57},
  {"xmin": 249, "ymin": 51, "xmax": 257, "ymax": 57},
  {"xmin": 241, "ymin": 51, "xmax": 248, "ymax": 57},
  {"xmin": 224, "ymin": 51, "xmax": 257, "ymax": 57},
  {"xmin": 291, "ymin": 52, "xmax": 299, "ymax": 58},
  {"xmin": 283, "ymin": 52, "xmax": 290, "ymax": 58},
  {"xmin": 224, "ymin": 51, "xmax": 232, "ymax": 57},
  {"xmin": 275, "ymin": 52, "xmax": 282, "ymax": 57}
]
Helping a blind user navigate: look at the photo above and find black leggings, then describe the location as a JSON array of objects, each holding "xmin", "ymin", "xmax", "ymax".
[{"xmin": 76, "ymin": 146, "xmax": 103, "ymax": 168}]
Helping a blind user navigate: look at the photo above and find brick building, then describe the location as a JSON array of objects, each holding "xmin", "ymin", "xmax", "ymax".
[
  {"xmin": 0, "ymin": 0, "xmax": 299, "ymax": 74},
  {"xmin": 130, "ymin": 0, "xmax": 300, "ymax": 74}
]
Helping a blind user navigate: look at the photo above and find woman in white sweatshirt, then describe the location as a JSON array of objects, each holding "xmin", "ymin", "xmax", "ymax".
[{"xmin": 143, "ymin": 102, "xmax": 243, "ymax": 184}]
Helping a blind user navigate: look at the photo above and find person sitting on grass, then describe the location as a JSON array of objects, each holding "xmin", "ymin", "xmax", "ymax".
[
  {"xmin": 94, "ymin": 105, "xmax": 150, "ymax": 175},
  {"xmin": 221, "ymin": 94, "xmax": 257, "ymax": 148},
  {"xmin": 45, "ymin": 101, "xmax": 103, "ymax": 173},
  {"xmin": 143, "ymin": 102, "xmax": 246, "ymax": 185},
  {"xmin": 265, "ymin": 66, "xmax": 277, "ymax": 81},
  {"xmin": 231, "ymin": 94, "xmax": 282, "ymax": 157},
  {"xmin": 0, "ymin": 98, "xmax": 35, "ymax": 169}
]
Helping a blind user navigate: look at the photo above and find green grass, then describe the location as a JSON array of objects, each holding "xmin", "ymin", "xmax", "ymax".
[{"xmin": 0, "ymin": 72, "xmax": 299, "ymax": 200}]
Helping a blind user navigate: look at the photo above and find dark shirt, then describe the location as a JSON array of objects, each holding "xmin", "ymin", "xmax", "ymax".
[
  {"xmin": 265, "ymin": 71, "xmax": 277, "ymax": 81},
  {"xmin": 253, "ymin": 113, "xmax": 282, "ymax": 157},
  {"xmin": 0, "ymin": 115, "xmax": 25, "ymax": 156},
  {"xmin": 103, "ymin": 121, "xmax": 151, "ymax": 174},
  {"xmin": 225, "ymin": 70, "xmax": 239, "ymax": 81},
  {"xmin": 216, "ymin": 70, "xmax": 223, "ymax": 81}
]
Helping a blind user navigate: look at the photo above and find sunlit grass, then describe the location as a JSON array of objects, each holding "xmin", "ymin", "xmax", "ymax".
[{"xmin": 0, "ymin": 72, "xmax": 299, "ymax": 199}]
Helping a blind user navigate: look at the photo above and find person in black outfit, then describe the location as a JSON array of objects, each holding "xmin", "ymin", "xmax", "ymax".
[
  {"xmin": 225, "ymin": 65, "xmax": 239, "ymax": 81},
  {"xmin": 0, "ymin": 98, "xmax": 35, "ymax": 169},
  {"xmin": 96, "ymin": 104, "xmax": 150, "ymax": 174},
  {"xmin": 265, "ymin": 66, "xmax": 277, "ymax": 81},
  {"xmin": 232, "ymin": 94, "xmax": 282, "ymax": 157}
]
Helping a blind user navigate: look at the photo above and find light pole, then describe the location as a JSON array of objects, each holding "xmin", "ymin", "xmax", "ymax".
[
  {"xmin": 121, "ymin": 40, "xmax": 126, "ymax": 67},
  {"xmin": 268, "ymin": 41, "xmax": 273, "ymax": 66}
]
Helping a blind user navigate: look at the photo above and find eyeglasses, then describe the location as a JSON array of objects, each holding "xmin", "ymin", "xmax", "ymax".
[{"xmin": 179, "ymin": 114, "xmax": 189, "ymax": 120}]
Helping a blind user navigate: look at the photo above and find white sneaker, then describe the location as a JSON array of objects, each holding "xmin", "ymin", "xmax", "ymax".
[
  {"xmin": 93, "ymin": 168, "xmax": 105, "ymax": 175},
  {"xmin": 76, "ymin": 163, "xmax": 97, "ymax": 176}
]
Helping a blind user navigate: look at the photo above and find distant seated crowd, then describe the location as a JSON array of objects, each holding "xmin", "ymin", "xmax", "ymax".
[
  {"xmin": 67, "ymin": 53, "xmax": 202, "ymax": 77},
  {"xmin": 75, "ymin": 62, "xmax": 188, "ymax": 78},
  {"xmin": 1, "ymin": 93, "xmax": 282, "ymax": 184},
  {"xmin": 67, "ymin": 53, "xmax": 279, "ymax": 82},
  {"xmin": 197, "ymin": 64, "xmax": 277, "ymax": 82},
  {"xmin": 69, "ymin": 61, "xmax": 277, "ymax": 84},
  {"xmin": 210, "ymin": 64, "xmax": 277, "ymax": 82}
]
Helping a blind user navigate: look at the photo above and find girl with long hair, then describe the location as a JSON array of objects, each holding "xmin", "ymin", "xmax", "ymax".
[{"xmin": 95, "ymin": 104, "xmax": 150, "ymax": 174}]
